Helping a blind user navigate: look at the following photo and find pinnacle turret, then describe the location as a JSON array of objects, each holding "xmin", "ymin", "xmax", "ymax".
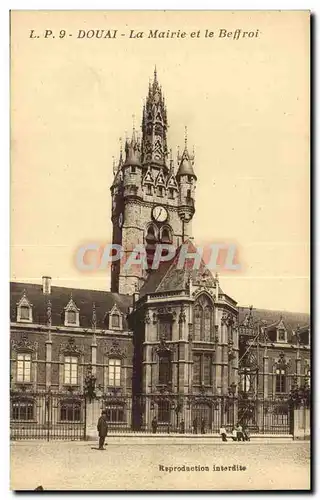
[{"xmin": 141, "ymin": 67, "xmax": 168, "ymax": 167}]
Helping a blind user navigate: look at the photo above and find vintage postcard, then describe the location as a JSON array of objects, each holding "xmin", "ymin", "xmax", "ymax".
[{"xmin": 10, "ymin": 10, "xmax": 310, "ymax": 491}]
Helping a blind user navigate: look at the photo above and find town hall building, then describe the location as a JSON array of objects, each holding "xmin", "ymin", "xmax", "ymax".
[{"xmin": 10, "ymin": 70, "xmax": 310, "ymax": 438}]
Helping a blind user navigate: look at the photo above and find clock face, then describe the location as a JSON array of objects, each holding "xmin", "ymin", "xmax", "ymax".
[
  {"xmin": 152, "ymin": 205, "xmax": 168, "ymax": 223},
  {"xmin": 118, "ymin": 213, "xmax": 123, "ymax": 228}
]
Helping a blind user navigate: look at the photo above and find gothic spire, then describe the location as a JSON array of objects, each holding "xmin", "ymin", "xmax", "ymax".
[{"xmin": 141, "ymin": 68, "xmax": 168, "ymax": 168}]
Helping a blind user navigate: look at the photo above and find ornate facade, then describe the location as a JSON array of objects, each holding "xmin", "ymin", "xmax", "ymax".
[{"xmin": 10, "ymin": 70, "xmax": 310, "ymax": 436}]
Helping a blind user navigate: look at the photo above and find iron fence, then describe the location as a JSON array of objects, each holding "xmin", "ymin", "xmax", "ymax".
[
  {"xmin": 10, "ymin": 390, "xmax": 86, "ymax": 441},
  {"xmin": 10, "ymin": 390, "xmax": 295, "ymax": 439}
]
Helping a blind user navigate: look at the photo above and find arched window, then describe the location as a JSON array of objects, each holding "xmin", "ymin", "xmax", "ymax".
[
  {"xmin": 193, "ymin": 294, "xmax": 214, "ymax": 342},
  {"xmin": 240, "ymin": 368, "xmax": 251, "ymax": 393},
  {"xmin": 146, "ymin": 224, "xmax": 158, "ymax": 269},
  {"xmin": 146, "ymin": 224, "xmax": 158, "ymax": 245},
  {"xmin": 194, "ymin": 305, "xmax": 202, "ymax": 341},
  {"xmin": 159, "ymin": 353, "xmax": 171, "ymax": 386},
  {"xmin": 160, "ymin": 227, "xmax": 172, "ymax": 244}
]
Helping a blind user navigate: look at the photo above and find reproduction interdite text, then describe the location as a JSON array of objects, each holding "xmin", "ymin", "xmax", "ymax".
[{"xmin": 159, "ymin": 464, "xmax": 247, "ymax": 473}]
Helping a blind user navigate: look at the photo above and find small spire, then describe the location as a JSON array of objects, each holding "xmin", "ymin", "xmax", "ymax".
[
  {"xmin": 131, "ymin": 114, "xmax": 136, "ymax": 142},
  {"xmin": 154, "ymin": 65, "xmax": 157, "ymax": 82},
  {"xmin": 169, "ymin": 148, "xmax": 174, "ymax": 172},
  {"xmin": 112, "ymin": 156, "xmax": 117, "ymax": 175},
  {"xmin": 184, "ymin": 126, "xmax": 188, "ymax": 149},
  {"xmin": 92, "ymin": 302, "xmax": 97, "ymax": 329}
]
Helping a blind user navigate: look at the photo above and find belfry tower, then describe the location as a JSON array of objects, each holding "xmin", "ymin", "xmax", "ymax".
[{"xmin": 110, "ymin": 68, "xmax": 197, "ymax": 295}]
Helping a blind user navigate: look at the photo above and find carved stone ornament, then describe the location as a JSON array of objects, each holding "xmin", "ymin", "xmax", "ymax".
[
  {"xmin": 221, "ymin": 311, "xmax": 228, "ymax": 325},
  {"xmin": 155, "ymin": 337, "xmax": 174, "ymax": 355},
  {"xmin": 274, "ymin": 351, "xmax": 291, "ymax": 368},
  {"xmin": 178, "ymin": 305, "xmax": 186, "ymax": 324},
  {"xmin": 143, "ymin": 311, "xmax": 151, "ymax": 324},
  {"xmin": 157, "ymin": 306, "xmax": 177, "ymax": 320},
  {"xmin": 193, "ymin": 269, "xmax": 215, "ymax": 288},
  {"xmin": 11, "ymin": 334, "xmax": 38, "ymax": 353},
  {"xmin": 104, "ymin": 339, "xmax": 127, "ymax": 359},
  {"xmin": 59, "ymin": 337, "xmax": 84, "ymax": 356},
  {"xmin": 228, "ymin": 340, "xmax": 236, "ymax": 360}
]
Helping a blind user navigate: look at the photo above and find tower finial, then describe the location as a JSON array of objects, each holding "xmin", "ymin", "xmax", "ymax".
[
  {"xmin": 154, "ymin": 65, "xmax": 157, "ymax": 82},
  {"xmin": 184, "ymin": 126, "xmax": 188, "ymax": 149},
  {"xmin": 169, "ymin": 148, "xmax": 174, "ymax": 172},
  {"xmin": 112, "ymin": 155, "xmax": 117, "ymax": 175}
]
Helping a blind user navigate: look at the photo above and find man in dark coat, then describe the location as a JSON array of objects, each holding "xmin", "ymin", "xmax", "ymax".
[
  {"xmin": 97, "ymin": 410, "xmax": 108, "ymax": 450},
  {"xmin": 151, "ymin": 416, "xmax": 158, "ymax": 434}
]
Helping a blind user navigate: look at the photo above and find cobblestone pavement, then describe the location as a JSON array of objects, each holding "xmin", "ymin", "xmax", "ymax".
[{"xmin": 10, "ymin": 441, "xmax": 310, "ymax": 491}]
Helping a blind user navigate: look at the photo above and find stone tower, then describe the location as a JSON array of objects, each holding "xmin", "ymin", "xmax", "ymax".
[{"xmin": 110, "ymin": 68, "xmax": 197, "ymax": 295}]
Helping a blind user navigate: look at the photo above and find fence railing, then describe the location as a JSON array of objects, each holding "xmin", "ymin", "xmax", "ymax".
[{"xmin": 10, "ymin": 389, "xmax": 300, "ymax": 440}]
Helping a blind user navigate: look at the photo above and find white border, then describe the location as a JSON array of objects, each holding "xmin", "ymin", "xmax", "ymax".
[{"xmin": 1, "ymin": 2, "xmax": 316, "ymax": 499}]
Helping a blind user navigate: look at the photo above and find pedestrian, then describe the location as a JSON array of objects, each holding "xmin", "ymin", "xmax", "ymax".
[
  {"xmin": 192, "ymin": 417, "xmax": 198, "ymax": 434},
  {"xmin": 242, "ymin": 423, "xmax": 250, "ymax": 441},
  {"xmin": 200, "ymin": 419, "xmax": 206, "ymax": 434},
  {"xmin": 179, "ymin": 420, "xmax": 185, "ymax": 434},
  {"xmin": 151, "ymin": 416, "xmax": 158, "ymax": 434},
  {"xmin": 231, "ymin": 427, "xmax": 237, "ymax": 441},
  {"xmin": 97, "ymin": 409, "xmax": 108, "ymax": 450},
  {"xmin": 219, "ymin": 425, "xmax": 228, "ymax": 442},
  {"xmin": 236, "ymin": 422, "xmax": 244, "ymax": 441}
]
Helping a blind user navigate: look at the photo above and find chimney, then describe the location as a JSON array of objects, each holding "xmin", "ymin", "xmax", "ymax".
[{"xmin": 42, "ymin": 276, "xmax": 52, "ymax": 295}]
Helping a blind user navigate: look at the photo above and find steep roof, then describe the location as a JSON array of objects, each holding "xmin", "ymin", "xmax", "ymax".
[
  {"xmin": 238, "ymin": 306, "xmax": 310, "ymax": 343},
  {"xmin": 139, "ymin": 240, "xmax": 218, "ymax": 297},
  {"xmin": 176, "ymin": 149, "xmax": 196, "ymax": 179},
  {"xmin": 10, "ymin": 282, "xmax": 132, "ymax": 329}
]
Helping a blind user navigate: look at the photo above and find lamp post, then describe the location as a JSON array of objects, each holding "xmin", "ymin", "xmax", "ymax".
[
  {"xmin": 229, "ymin": 382, "xmax": 237, "ymax": 426},
  {"xmin": 84, "ymin": 368, "xmax": 97, "ymax": 403}
]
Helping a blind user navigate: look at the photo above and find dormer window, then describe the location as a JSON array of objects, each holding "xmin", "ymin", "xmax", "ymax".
[
  {"xmin": 64, "ymin": 295, "xmax": 80, "ymax": 327},
  {"xmin": 20, "ymin": 306, "xmax": 30, "ymax": 320},
  {"xmin": 108, "ymin": 304, "xmax": 123, "ymax": 330},
  {"xmin": 168, "ymin": 188, "xmax": 174, "ymax": 199},
  {"xmin": 146, "ymin": 184, "xmax": 152, "ymax": 195},
  {"xmin": 131, "ymin": 166, "xmax": 136, "ymax": 174},
  {"xmin": 157, "ymin": 186, "xmax": 164, "ymax": 197},
  {"xmin": 111, "ymin": 314, "xmax": 120, "ymax": 328},
  {"xmin": 16, "ymin": 291, "xmax": 33, "ymax": 323},
  {"xmin": 67, "ymin": 310, "xmax": 77, "ymax": 325},
  {"xmin": 276, "ymin": 319, "xmax": 287, "ymax": 342}
]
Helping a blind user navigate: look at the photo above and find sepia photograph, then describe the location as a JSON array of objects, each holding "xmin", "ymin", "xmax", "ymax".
[{"xmin": 9, "ymin": 10, "xmax": 310, "ymax": 491}]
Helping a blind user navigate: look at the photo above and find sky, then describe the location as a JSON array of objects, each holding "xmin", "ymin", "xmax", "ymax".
[{"xmin": 10, "ymin": 10, "xmax": 310, "ymax": 313}]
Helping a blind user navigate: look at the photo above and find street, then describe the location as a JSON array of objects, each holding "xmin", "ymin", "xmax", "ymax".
[{"xmin": 10, "ymin": 440, "xmax": 310, "ymax": 491}]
